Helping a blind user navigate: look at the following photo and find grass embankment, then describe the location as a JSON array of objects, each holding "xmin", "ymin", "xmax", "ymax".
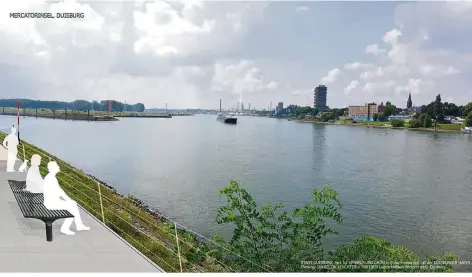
[
  {"xmin": 335, "ymin": 120, "xmax": 390, "ymax": 127},
  {"xmin": 335, "ymin": 119, "xmax": 464, "ymax": 133},
  {"xmin": 437, "ymin": 124, "xmax": 462, "ymax": 132},
  {"xmin": 0, "ymin": 132, "xmax": 224, "ymax": 273}
]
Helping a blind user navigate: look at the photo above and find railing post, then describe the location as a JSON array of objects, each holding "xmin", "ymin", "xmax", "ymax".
[
  {"xmin": 97, "ymin": 181, "xmax": 106, "ymax": 223},
  {"xmin": 174, "ymin": 222, "xmax": 183, "ymax": 272}
]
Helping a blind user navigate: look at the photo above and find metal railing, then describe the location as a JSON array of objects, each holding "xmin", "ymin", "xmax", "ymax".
[{"xmin": 5, "ymin": 137, "xmax": 271, "ymax": 273}]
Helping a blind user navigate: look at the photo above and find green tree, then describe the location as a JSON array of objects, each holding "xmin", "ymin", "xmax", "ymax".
[
  {"xmin": 462, "ymin": 102, "xmax": 472, "ymax": 117},
  {"xmin": 320, "ymin": 112, "xmax": 331, "ymax": 122},
  {"xmin": 377, "ymin": 113, "xmax": 387, "ymax": 122},
  {"xmin": 422, "ymin": 114, "xmax": 433, "ymax": 128},
  {"xmin": 408, "ymin": 119, "xmax": 421, "ymax": 128},
  {"xmin": 444, "ymin": 103, "xmax": 460, "ymax": 116},
  {"xmin": 373, "ymin": 113, "xmax": 378, "ymax": 121},
  {"xmin": 383, "ymin": 102, "xmax": 396, "ymax": 117},
  {"xmin": 433, "ymin": 94, "xmax": 444, "ymax": 127},
  {"xmin": 212, "ymin": 180, "xmax": 342, "ymax": 272},
  {"xmin": 465, "ymin": 114, "xmax": 472, "ymax": 127}
]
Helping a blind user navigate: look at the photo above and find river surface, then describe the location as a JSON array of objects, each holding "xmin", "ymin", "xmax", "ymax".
[{"xmin": 1, "ymin": 114, "xmax": 471, "ymax": 265}]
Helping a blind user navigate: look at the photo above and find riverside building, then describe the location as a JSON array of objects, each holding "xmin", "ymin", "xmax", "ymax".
[
  {"xmin": 313, "ymin": 85, "xmax": 328, "ymax": 111},
  {"xmin": 348, "ymin": 102, "xmax": 385, "ymax": 121}
]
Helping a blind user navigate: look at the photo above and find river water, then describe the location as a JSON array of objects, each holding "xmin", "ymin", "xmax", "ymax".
[{"xmin": 1, "ymin": 114, "xmax": 471, "ymax": 264}]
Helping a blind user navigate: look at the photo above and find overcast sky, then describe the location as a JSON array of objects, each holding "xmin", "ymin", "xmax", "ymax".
[{"xmin": 0, "ymin": 1, "xmax": 471, "ymax": 110}]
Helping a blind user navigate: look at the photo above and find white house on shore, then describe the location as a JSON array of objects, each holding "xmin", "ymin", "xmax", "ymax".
[{"xmin": 388, "ymin": 115, "xmax": 413, "ymax": 122}]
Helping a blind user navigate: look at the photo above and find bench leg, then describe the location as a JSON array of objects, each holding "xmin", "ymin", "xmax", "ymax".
[{"xmin": 45, "ymin": 221, "xmax": 53, "ymax": 242}]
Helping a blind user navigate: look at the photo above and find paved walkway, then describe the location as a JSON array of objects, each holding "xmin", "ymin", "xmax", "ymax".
[{"xmin": 0, "ymin": 147, "xmax": 164, "ymax": 272}]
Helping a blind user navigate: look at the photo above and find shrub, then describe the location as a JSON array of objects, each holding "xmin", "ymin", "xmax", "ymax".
[
  {"xmin": 422, "ymin": 114, "xmax": 433, "ymax": 128},
  {"xmin": 408, "ymin": 119, "xmax": 422, "ymax": 128},
  {"xmin": 391, "ymin": 119, "xmax": 405, "ymax": 127}
]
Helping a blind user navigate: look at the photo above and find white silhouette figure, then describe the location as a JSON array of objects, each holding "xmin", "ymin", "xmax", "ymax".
[
  {"xmin": 18, "ymin": 143, "xmax": 28, "ymax": 172},
  {"xmin": 2, "ymin": 126, "xmax": 19, "ymax": 172},
  {"xmin": 24, "ymin": 154, "xmax": 44, "ymax": 193},
  {"xmin": 43, "ymin": 161, "xmax": 90, "ymax": 235},
  {"xmin": 18, "ymin": 160, "xmax": 28, "ymax": 172}
]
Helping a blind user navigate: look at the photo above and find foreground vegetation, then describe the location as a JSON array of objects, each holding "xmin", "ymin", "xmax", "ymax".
[
  {"xmin": 1, "ymin": 133, "xmax": 459, "ymax": 272},
  {"xmin": 211, "ymin": 181, "xmax": 457, "ymax": 272}
]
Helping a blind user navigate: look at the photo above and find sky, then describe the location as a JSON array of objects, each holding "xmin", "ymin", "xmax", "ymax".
[{"xmin": 0, "ymin": 1, "xmax": 471, "ymax": 110}]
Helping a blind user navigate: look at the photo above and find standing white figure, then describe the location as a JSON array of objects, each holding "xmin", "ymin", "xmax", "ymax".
[
  {"xmin": 24, "ymin": 154, "xmax": 44, "ymax": 193},
  {"xmin": 43, "ymin": 161, "xmax": 90, "ymax": 235},
  {"xmin": 2, "ymin": 126, "xmax": 19, "ymax": 172}
]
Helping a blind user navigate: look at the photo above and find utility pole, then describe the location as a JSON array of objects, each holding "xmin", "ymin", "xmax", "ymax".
[{"xmin": 17, "ymin": 100, "xmax": 20, "ymax": 143}]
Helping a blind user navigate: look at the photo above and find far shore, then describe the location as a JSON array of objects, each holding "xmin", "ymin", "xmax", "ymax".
[
  {"xmin": 291, "ymin": 118, "xmax": 464, "ymax": 134},
  {"xmin": 0, "ymin": 111, "xmax": 118, "ymax": 121}
]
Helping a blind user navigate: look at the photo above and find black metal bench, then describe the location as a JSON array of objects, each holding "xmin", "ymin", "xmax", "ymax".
[{"xmin": 8, "ymin": 180, "xmax": 73, "ymax": 242}]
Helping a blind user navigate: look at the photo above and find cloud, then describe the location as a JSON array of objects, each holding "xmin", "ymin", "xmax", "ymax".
[
  {"xmin": 383, "ymin": 28, "xmax": 402, "ymax": 45},
  {"xmin": 0, "ymin": 0, "xmax": 276, "ymax": 108},
  {"xmin": 344, "ymin": 62, "xmax": 374, "ymax": 70},
  {"xmin": 418, "ymin": 65, "xmax": 460, "ymax": 77},
  {"xmin": 395, "ymin": 79, "xmax": 435, "ymax": 96},
  {"xmin": 344, "ymin": 80, "xmax": 360, "ymax": 95},
  {"xmin": 321, "ymin": 68, "xmax": 342, "ymax": 84},
  {"xmin": 296, "ymin": 6, "xmax": 309, "ymax": 12},
  {"xmin": 365, "ymin": 44, "xmax": 386, "ymax": 55},
  {"xmin": 1, "ymin": 1, "xmax": 471, "ymax": 109},
  {"xmin": 363, "ymin": 80, "xmax": 396, "ymax": 94},
  {"xmin": 267, "ymin": 81, "xmax": 279, "ymax": 89},
  {"xmin": 211, "ymin": 60, "xmax": 277, "ymax": 96},
  {"xmin": 332, "ymin": 2, "xmax": 472, "ymax": 106}
]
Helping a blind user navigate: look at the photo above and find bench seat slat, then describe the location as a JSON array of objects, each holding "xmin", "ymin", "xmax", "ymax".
[
  {"xmin": 8, "ymin": 180, "xmax": 73, "ymax": 219},
  {"xmin": 8, "ymin": 180, "xmax": 26, "ymax": 191}
]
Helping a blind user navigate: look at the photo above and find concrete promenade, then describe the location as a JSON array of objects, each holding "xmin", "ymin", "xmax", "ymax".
[{"xmin": 0, "ymin": 146, "xmax": 164, "ymax": 272}]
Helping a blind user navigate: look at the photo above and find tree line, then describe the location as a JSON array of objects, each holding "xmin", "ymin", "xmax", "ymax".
[
  {"xmin": 0, "ymin": 99, "xmax": 145, "ymax": 112},
  {"xmin": 269, "ymin": 105, "xmax": 348, "ymax": 122},
  {"xmin": 374, "ymin": 95, "xmax": 472, "ymax": 128}
]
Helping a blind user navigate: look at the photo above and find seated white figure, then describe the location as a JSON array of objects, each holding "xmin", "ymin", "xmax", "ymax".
[
  {"xmin": 24, "ymin": 154, "xmax": 44, "ymax": 193},
  {"xmin": 43, "ymin": 161, "xmax": 90, "ymax": 235}
]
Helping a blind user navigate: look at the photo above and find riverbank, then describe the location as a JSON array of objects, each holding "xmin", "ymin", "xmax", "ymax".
[
  {"xmin": 0, "ymin": 107, "xmax": 180, "ymax": 121},
  {"xmin": 0, "ymin": 132, "xmax": 225, "ymax": 273},
  {"xmin": 114, "ymin": 114, "xmax": 172, "ymax": 118},
  {"xmin": 292, "ymin": 118, "xmax": 464, "ymax": 133},
  {"xmin": 1, "ymin": 111, "xmax": 118, "ymax": 121}
]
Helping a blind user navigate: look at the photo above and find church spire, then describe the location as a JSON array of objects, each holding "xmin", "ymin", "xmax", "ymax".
[{"xmin": 407, "ymin": 92, "xmax": 412, "ymax": 109}]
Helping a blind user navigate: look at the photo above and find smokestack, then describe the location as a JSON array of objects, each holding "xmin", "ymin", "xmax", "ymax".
[
  {"xmin": 219, "ymin": 99, "xmax": 222, "ymax": 111},
  {"xmin": 249, "ymin": 102, "xmax": 251, "ymax": 111}
]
